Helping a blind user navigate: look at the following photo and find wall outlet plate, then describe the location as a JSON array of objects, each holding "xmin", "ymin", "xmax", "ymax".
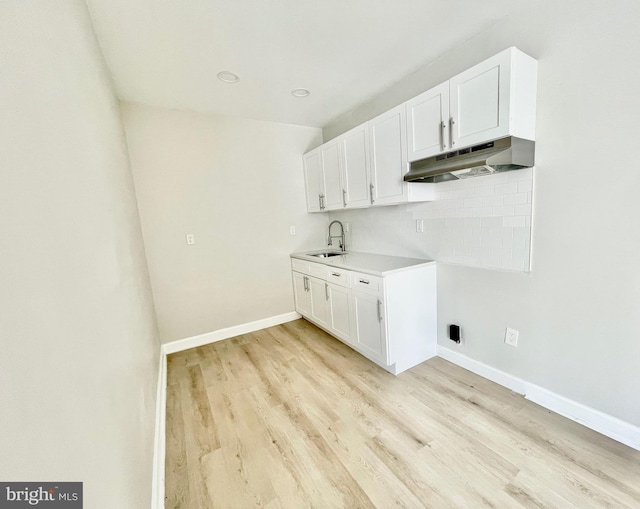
[
  {"xmin": 505, "ymin": 327, "xmax": 519, "ymax": 347},
  {"xmin": 416, "ymin": 219, "xmax": 424, "ymax": 233}
]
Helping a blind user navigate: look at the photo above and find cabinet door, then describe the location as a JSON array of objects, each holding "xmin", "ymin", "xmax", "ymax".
[
  {"xmin": 340, "ymin": 124, "xmax": 370, "ymax": 208},
  {"xmin": 327, "ymin": 283, "xmax": 352, "ymax": 344},
  {"xmin": 320, "ymin": 141, "xmax": 343, "ymax": 211},
  {"xmin": 302, "ymin": 148, "xmax": 323, "ymax": 212},
  {"xmin": 309, "ymin": 277, "xmax": 329, "ymax": 328},
  {"xmin": 449, "ymin": 49, "xmax": 511, "ymax": 149},
  {"xmin": 292, "ymin": 272, "xmax": 311, "ymax": 317},
  {"xmin": 351, "ymin": 290, "xmax": 387, "ymax": 365},
  {"xmin": 406, "ymin": 81, "xmax": 450, "ymax": 162},
  {"xmin": 369, "ymin": 104, "xmax": 408, "ymax": 206}
]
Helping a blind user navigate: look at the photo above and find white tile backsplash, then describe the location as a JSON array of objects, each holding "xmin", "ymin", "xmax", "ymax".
[{"xmin": 329, "ymin": 169, "xmax": 534, "ymax": 272}]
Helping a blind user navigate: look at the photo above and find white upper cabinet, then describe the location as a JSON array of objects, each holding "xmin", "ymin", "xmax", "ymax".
[
  {"xmin": 302, "ymin": 148, "xmax": 323, "ymax": 212},
  {"xmin": 303, "ymin": 47, "xmax": 536, "ymax": 211},
  {"xmin": 303, "ymin": 127, "xmax": 369, "ymax": 213},
  {"xmin": 407, "ymin": 47, "xmax": 537, "ymax": 161},
  {"xmin": 369, "ymin": 105, "xmax": 435, "ymax": 206},
  {"xmin": 369, "ymin": 104, "xmax": 408, "ymax": 205},
  {"xmin": 406, "ymin": 81, "xmax": 450, "ymax": 161},
  {"xmin": 449, "ymin": 47, "xmax": 537, "ymax": 150},
  {"xmin": 340, "ymin": 124, "xmax": 371, "ymax": 209},
  {"xmin": 320, "ymin": 140, "xmax": 343, "ymax": 211},
  {"xmin": 302, "ymin": 140, "xmax": 343, "ymax": 212}
]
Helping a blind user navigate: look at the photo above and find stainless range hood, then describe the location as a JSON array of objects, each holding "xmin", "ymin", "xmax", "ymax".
[{"xmin": 404, "ymin": 136, "xmax": 535, "ymax": 183}]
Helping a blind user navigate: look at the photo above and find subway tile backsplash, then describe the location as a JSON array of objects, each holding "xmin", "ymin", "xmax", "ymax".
[
  {"xmin": 329, "ymin": 168, "xmax": 534, "ymax": 272},
  {"xmin": 424, "ymin": 168, "xmax": 533, "ymax": 271}
]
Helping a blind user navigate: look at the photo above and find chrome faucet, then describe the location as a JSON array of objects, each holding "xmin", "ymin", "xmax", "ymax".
[{"xmin": 328, "ymin": 220, "xmax": 346, "ymax": 252}]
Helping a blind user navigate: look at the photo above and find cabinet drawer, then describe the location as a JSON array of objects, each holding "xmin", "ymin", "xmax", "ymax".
[
  {"xmin": 326, "ymin": 267, "xmax": 351, "ymax": 288},
  {"xmin": 352, "ymin": 272, "xmax": 382, "ymax": 293},
  {"xmin": 308, "ymin": 262, "xmax": 326, "ymax": 278},
  {"xmin": 291, "ymin": 258, "xmax": 310, "ymax": 273},
  {"xmin": 291, "ymin": 258, "xmax": 327, "ymax": 279}
]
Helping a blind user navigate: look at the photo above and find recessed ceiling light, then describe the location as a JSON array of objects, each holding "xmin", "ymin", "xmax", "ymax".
[
  {"xmin": 217, "ymin": 71, "xmax": 240, "ymax": 83},
  {"xmin": 291, "ymin": 88, "xmax": 310, "ymax": 98}
]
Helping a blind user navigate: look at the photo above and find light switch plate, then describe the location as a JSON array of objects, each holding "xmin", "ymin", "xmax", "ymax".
[{"xmin": 505, "ymin": 327, "xmax": 519, "ymax": 347}]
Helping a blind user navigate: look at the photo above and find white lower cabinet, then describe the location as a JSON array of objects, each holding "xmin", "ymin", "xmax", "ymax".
[
  {"xmin": 309, "ymin": 276, "xmax": 329, "ymax": 329},
  {"xmin": 292, "ymin": 257, "xmax": 437, "ymax": 375},
  {"xmin": 351, "ymin": 289, "xmax": 386, "ymax": 365},
  {"xmin": 292, "ymin": 271, "xmax": 312, "ymax": 317},
  {"xmin": 327, "ymin": 283, "xmax": 352, "ymax": 344}
]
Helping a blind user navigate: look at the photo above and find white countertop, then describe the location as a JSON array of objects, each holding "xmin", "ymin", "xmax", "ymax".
[{"xmin": 291, "ymin": 250, "xmax": 435, "ymax": 277}]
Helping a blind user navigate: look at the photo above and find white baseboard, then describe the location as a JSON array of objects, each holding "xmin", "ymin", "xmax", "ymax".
[
  {"xmin": 525, "ymin": 384, "xmax": 640, "ymax": 451},
  {"xmin": 437, "ymin": 345, "xmax": 640, "ymax": 451},
  {"xmin": 162, "ymin": 312, "xmax": 301, "ymax": 355},
  {"xmin": 436, "ymin": 345, "xmax": 528, "ymax": 395},
  {"xmin": 151, "ymin": 348, "xmax": 167, "ymax": 509}
]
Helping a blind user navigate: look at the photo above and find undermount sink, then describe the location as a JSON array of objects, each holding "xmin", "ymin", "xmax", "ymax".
[{"xmin": 309, "ymin": 251, "xmax": 344, "ymax": 258}]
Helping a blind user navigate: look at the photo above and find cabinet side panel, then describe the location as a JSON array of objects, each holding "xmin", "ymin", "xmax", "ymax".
[
  {"xmin": 385, "ymin": 265, "xmax": 437, "ymax": 373},
  {"xmin": 511, "ymin": 50, "xmax": 538, "ymax": 141}
]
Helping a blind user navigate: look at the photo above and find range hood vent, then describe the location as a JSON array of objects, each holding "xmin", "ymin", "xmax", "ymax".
[{"xmin": 404, "ymin": 136, "xmax": 535, "ymax": 183}]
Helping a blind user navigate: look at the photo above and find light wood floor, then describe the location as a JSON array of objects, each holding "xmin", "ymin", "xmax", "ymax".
[{"xmin": 165, "ymin": 319, "xmax": 640, "ymax": 508}]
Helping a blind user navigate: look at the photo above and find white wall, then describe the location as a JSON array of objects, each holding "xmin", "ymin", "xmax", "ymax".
[
  {"xmin": 122, "ymin": 103, "xmax": 326, "ymax": 343},
  {"xmin": 0, "ymin": 1, "xmax": 160, "ymax": 507},
  {"xmin": 325, "ymin": 0, "xmax": 640, "ymax": 427}
]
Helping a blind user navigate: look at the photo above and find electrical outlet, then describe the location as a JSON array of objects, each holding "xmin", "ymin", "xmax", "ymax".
[
  {"xmin": 504, "ymin": 327, "xmax": 519, "ymax": 347},
  {"xmin": 186, "ymin": 233, "xmax": 195, "ymax": 245},
  {"xmin": 289, "ymin": 226, "xmax": 296, "ymax": 236},
  {"xmin": 416, "ymin": 219, "xmax": 424, "ymax": 233},
  {"xmin": 344, "ymin": 222, "xmax": 350, "ymax": 232}
]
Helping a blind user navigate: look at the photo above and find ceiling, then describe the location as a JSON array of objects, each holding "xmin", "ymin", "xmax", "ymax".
[{"xmin": 86, "ymin": 0, "xmax": 526, "ymax": 128}]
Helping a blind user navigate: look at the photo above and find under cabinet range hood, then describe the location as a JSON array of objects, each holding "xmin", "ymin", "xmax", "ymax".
[{"xmin": 404, "ymin": 136, "xmax": 535, "ymax": 183}]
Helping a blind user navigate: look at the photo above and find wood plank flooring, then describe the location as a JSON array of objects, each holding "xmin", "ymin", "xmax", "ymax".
[{"xmin": 165, "ymin": 319, "xmax": 640, "ymax": 508}]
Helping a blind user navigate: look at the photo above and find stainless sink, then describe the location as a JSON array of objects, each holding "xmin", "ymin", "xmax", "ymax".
[{"xmin": 309, "ymin": 251, "xmax": 344, "ymax": 258}]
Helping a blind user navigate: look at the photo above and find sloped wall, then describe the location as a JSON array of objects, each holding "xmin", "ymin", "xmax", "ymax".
[{"xmin": 0, "ymin": 1, "xmax": 160, "ymax": 506}]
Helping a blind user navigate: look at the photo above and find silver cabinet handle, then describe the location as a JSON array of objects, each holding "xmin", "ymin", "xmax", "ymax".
[
  {"xmin": 369, "ymin": 183, "xmax": 375, "ymax": 204},
  {"xmin": 440, "ymin": 120, "xmax": 446, "ymax": 150},
  {"xmin": 325, "ymin": 282, "xmax": 329, "ymax": 300},
  {"xmin": 331, "ymin": 272, "xmax": 341, "ymax": 277},
  {"xmin": 359, "ymin": 279, "xmax": 370, "ymax": 285},
  {"xmin": 303, "ymin": 276, "xmax": 308, "ymax": 292},
  {"xmin": 449, "ymin": 117, "xmax": 455, "ymax": 147},
  {"xmin": 320, "ymin": 194, "xmax": 325, "ymax": 210},
  {"xmin": 342, "ymin": 189, "xmax": 347, "ymax": 207},
  {"xmin": 377, "ymin": 299, "xmax": 382, "ymax": 322},
  {"xmin": 318, "ymin": 195, "xmax": 322, "ymax": 210}
]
